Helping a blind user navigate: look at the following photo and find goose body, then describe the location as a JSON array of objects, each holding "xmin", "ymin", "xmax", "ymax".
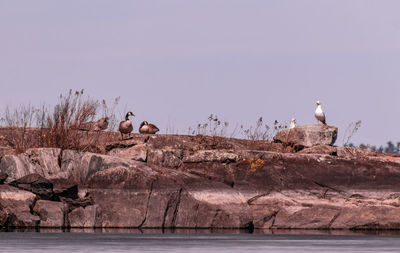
[
  {"xmin": 314, "ymin": 101, "xmax": 326, "ymax": 125},
  {"xmin": 119, "ymin": 112, "xmax": 135, "ymax": 139},
  {"xmin": 78, "ymin": 117, "xmax": 109, "ymax": 131},
  {"xmin": 139, "ymin": 121, "xmax": 159, "ymax": 134},
  {"xmin": 96, "ymin": 117, "xmax": 109, "ymax": 130}
]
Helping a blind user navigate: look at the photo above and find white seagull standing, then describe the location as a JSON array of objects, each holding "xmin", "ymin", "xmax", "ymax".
[
  {"xmin": 314, "ymin": 100, "xmax": 326, "ymax": 125},
  {"xmin": 289, "ymin": 118, "xmax": 296, "ymax": 129}
]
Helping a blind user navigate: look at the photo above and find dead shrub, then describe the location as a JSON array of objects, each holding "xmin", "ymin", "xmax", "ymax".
[{"xmin": 1, "ymin": 90, "xmax": 119, "ymax": 153}]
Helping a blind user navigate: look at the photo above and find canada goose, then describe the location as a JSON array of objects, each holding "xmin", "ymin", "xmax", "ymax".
[
  {"xmin": 139, "ymin": 121, "xmax": 159, "ymax": 134},
  {"xmin": 315, "ymin": 100, "xmax": 326, "ymax": 125},
  {"xmin": 77, "ymin": 117, "xmax": 109, "ymax": 131},
  {"xmin": 96, "ymin": 117, "xmax": 109, "ymax": 130},
  {"xmin": 289, "ymin": 118, "xmax": 296, "ymax": 129},
  {"xmin": 119, "ymin": 111, "xmax": 135, "ymax": 139}
]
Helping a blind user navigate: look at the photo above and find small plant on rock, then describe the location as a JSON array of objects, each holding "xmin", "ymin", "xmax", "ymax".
[{"xmin": 343, "ymin": 120, "xmax": 362, "ymax": 146}]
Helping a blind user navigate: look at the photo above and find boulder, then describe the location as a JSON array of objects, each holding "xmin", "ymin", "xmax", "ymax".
[
  {"xmin": 33, "ymin": 200, "xmax": 67, "ymax": 228},
  {"xmin": 68, "ymin": 204, "xmax": 101, "ymax": 228},
  {"xmin": 0, "ymin": 185, "xmax": 39, "ymax": 227},
  {"xmin": 9, "ymin": 173, "xmax": 54, "ymax": 200},
  {"xmin": 147, "ymin": 149, "xmax": 182, "ymax": 168},
  {"xmin": 58, "ymin": 150, "xmax": 137, "ymax": 184},
  {"xmin": 0, "ymin": 148, "xmax": 61, "ymax": 183},
  {"xmin": 273, "ymin": 124, "xmax": 338, "ymax": 149},
  {"xmin": 53, "ymin": 183, "xmax": 79, "ymax": 200},
  {"xmin": 107, "ymin": 144, "xmax": 147, "ymax": 162},
  {"xmin": 61, "ymin": 196, "xmax": 94, "ymax": 212}
]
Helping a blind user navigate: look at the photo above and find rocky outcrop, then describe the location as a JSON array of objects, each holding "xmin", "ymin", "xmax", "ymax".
[
  {"xmin": 1, "ymin": 131, "xmax": 400, "ymax": 231},
  {"xmin": 274, "ymin": 124, "xmax": 338, "ymax": 149}
]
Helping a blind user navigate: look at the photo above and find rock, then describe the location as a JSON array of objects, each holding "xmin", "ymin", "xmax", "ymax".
[
  {"xmin": 298, "ymin": 145, "xmax": 337, "ymax": 156},
  {"xmin": 175, "ymin": 189, "xmax": 252, "ymax": 229},
  {"xmin": 61, "ymin": 196, "xmax": 94, "ymax": 212},
  {"xmin": 107, "ymin": 144, "xmax": 147, "ymax": 162},
  {"xmin": 58, "ymin": 151, "xmax": 137, "ymax": 184},
  {"xmin": 2, "ymin": 133, "xmax": 400, "ymax": 230},
  {"xmin": 0, "ymin": 172, "xmax": 7, "ymax": 184},
  {"xmin": 53, "ymin": 183, "xmax": 79, "ymax": 200},
  {"xmin": 33, "ymin": 200, "xmax": 67, "ymax": 228},
  {"xmin": 147, "ymin": 149, "xmax": 182, "ymax": 168},
  {"xmin": 0, "ymin": 202, "xmax": 9, "ymax": 228},
  {"xmin": 105, "ymin": 137, "xmax": 146, "ymax": 152},
  {"xmin": 273, "ymin": 124, "xmax": 338, "ymax": 149},
  {"xmin": 0, "ymin": 148, "xmax": 61, "ymax": 183},
  {"xmin": 336, "ymin": 146, "xmax": 382, "ymax": 159},
  {"xmin": 68, "ymin": 204, "xmax": 101, "ymax": 228},
  {"xmin": 0, "ymin": 185, "xmax": 39, "ymax": 227},
  {"xmin": 182, "ymin": 150, "xmax": 238, "ymax": 163},
  {"xmin": 86, "ymin": 160, "xmax": 253, "ymax": 228},
  {"xmin": 9, "ymin": 173, "xmax": 54, "ymax": 200},
  {"xmin": 330, "ymin": 206, "xmax": 400, "ymax": 229}
]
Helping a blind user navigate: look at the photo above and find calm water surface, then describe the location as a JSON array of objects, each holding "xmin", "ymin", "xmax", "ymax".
[{"xmin": 1, "ymin": 229, "xmax": 400, "ymax": 253}]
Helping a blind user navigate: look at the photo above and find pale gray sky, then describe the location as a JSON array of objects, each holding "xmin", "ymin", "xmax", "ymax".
[{"xmin": 1, "ymin": 1, "xmax": 399, "ymax": 146}]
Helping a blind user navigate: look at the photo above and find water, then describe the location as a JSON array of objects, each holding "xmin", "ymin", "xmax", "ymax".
[{"xmin": 1, "ymin": 229, "xmax": 400, "ymax": 253}]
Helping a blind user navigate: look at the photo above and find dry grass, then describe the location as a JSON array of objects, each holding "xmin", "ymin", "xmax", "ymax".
[
  {"xmin": 188, "ymin": 115, "xmax": 288, "ymax": 141},
  {"xmin": 0, "ymin": 90, "xmax": 119, "ymax": 153},
  {"xmin": 242, "ymin": 118, "xmax": 288, "ymax": 141},
  {"xmin": 188, "ymin": 114, "xmax": 229, "ymax": 137},
  {"xmin": 342, "ymin": 120, "xmax": 362, "ymax": 146}
]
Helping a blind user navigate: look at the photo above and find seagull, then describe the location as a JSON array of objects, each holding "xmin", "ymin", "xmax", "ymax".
[
  {"xmin": 139, "ymin": 121, "xmax": 160, "ymax": 134},
  {"xmin": 119, "ymin": 111, "xmax": 135, "ymax": 139},
  {"xmin": 314, "ymin": 100, "xmax": 326, "ymax": 125},
  {"xmin": 289, "ymin": 118, "xmax": 296, "ymax": 129}
]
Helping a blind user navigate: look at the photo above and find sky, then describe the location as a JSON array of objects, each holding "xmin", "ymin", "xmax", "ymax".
[{"xmin": 0, "ymin": 0, "xmax": 399, "ymax": 146}]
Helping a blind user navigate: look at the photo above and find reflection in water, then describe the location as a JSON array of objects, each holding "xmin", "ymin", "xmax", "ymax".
[
  {"xmin": 1, "ymin": 230, "xmax": 400, "ymax": 253},
  {"xmin": 3, "ymin": 227, "xmax": 400, "ymax": 236}
]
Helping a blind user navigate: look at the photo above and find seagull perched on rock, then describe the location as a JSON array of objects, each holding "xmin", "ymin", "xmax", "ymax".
[
  {"xmin": 314, "ymin": 100, "xmax": 326, "ymax": 125},
  {"xmin": 289, "ymin": 118, "xmax": 296, "ymax": 129}
]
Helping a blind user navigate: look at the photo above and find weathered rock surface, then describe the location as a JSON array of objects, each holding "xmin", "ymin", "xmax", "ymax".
[
  {"xmin": 1, "ymin": 131, "xmax": 400, "ymax": 231},
  {"xmin": 68, "ymin": 204, "xmax": 101, "ymax": 228},
  {"xmin": 0, "ymin": 185, "xmax": 39, "ymax": 227},
  {"xmin": 0, "ymin": 148, "xmax": 61, "ymax": 183},
  {"xmin": 273, "ymin": 124, "xmax": 338, "ymax": 149},
  {"xmin": 9, "ymin": 173, "xmax": 54, "ymax": 200},
  {"xmin": 0, "ymin": 172, "xmax": 7, "ymax": 184},
  {"xmin": 33, "ymin": 200, "xmax": 66, "ymax": 228}
]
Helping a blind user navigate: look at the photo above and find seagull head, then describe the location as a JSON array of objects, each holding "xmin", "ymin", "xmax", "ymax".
[{"xmin": 316, "ymin": 100, "xmax": 321, "ymax": 105}]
